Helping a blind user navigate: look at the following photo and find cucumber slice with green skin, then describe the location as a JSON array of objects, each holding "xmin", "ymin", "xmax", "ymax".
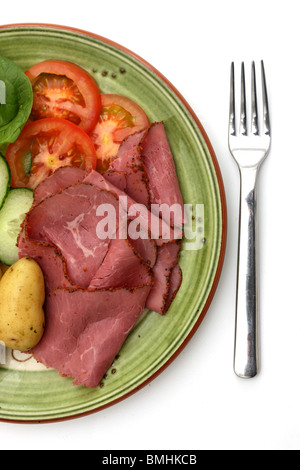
[
  {"xmin": 0, "ymin": 188, "xmax": 33, "ymax": 266},
  {"xmin": 0, "ymin": 153, "xmax": 11, "ymax": 210}
]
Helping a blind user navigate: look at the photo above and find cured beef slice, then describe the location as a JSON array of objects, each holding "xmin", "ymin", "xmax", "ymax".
[
  {"xmin": 32, "ymin": 286, "xmax": 152, "ymax": 387},
  {"xmin": 33, "ymin": 167, "xmax": 86, "ymax": 205},
  {"xmin": 89, "ymin": 238, "xmax": 153, "ymax": 290},
  {"xmin": 165, "ymin": 264, "xmax": 183, "ymax": 313},
  {"xmin": 103, "ymin": 171, "xmax": 127, "ymax": 192},
  {"xmin": 141, "ymin": 122, "xmax": 185, "ymax": 227},
  {"xmin": 128, "ymin": 235, "xmax": 157, "ymax": 268},
  {"xmin": 84, "ymin": 170, "xmax": 182, "ymax": 244},
  {"xmin": 146, "ymin": 242, "xmax": 182, "ymax": 315},
  {"xmin": 18, "ymin": 224, "xmax": 73, "ymax": 293},
  {"xmin": 108, "ymin": 130, "xmax": 150, "ymax": 208},
  {"xmin": 26, "ymin": 183, "xmax": 121, "ymax": 287}
]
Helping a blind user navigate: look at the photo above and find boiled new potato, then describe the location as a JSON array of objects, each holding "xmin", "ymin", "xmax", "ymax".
[{"xmin": 0, "ymin": 257, "xmax": 45, "ymax": 350}]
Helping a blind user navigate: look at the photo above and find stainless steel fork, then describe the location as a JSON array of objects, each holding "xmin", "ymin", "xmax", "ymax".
[{"xmin": 229, "ymin": 61, "xmax": 271, "ymax": 379}]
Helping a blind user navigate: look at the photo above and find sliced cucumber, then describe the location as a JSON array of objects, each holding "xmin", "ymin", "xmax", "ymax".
[
  {"xmin": 0, "ymin": 153, "xmax": 11, "ymax": 210},
  {"xmin": 0, "ymin": 188, "xmax": 33, "ymax": 266}
]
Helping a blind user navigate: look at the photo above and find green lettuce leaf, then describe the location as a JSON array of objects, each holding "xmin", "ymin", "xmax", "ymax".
[{"xmin": 0, "ymin": 55, "xmax": 33, "ymax": 145}]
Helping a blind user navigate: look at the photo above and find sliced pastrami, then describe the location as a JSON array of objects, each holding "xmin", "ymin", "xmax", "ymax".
[
  {"xmin": 128, "ymin": 235, "xmax": 157, "ymax": 268},
  {"xmin": 89, "ymin": 238, "xmax": 153, "ymax": 290},
  {"xmin": 83, "ymin": 170, "xmax": 182, "ymax": 244},
  {"xmin": 32, "ymin": 285, "xmax": 152, "ymax": 387},
  {"xmin": 18, "ymin": 224, "xmax": 73, "ymax": 293},
  {"xmin": 146, "ymin": 241, "xmax": 182, "ymax": 315},
  {"xmin": 109, "ymin": 129, "xmax": 150, "ymax": 208},
  {"xmin": 26, "ymin": 183, "xmax": 121, "ymax": 288},
  {"xmin": 164, "ymin": 264, "xmax": 183, "ymax": 313},
  {"xmin": 33, "ymin": 167, "xmax": 87, "ymax": 205},
  {"xmin": 103, "ymin": 171, "xmax": 127, "ymax": 192},
  {"xmin": 141, "ymin": 122, "xmax": 185, "ymax": 227}
]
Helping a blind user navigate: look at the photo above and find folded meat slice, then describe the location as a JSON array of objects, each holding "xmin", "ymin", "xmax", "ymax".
[
  {"xmin": 141, "ymin": 122, "xmax": 185, "ymax": 227},
  {"xmin": 32, "ymin": 285, "xmax": 152, "ymax": 387},
  {"xmin": 18, "ymin": 224, "xmax": 74, "ymax": 293},
  {"xmin": 146, "ymin": 242, "xmax": 182, "ymax": 315},
  {"xmin": 84, "ymin": 170, "xmax": 182, "ymax": 244},
  {"xmin": 128, "ymin": 235, "xmax": 157, "ymax": 268},
  {"xmin": 164, "ymin": 264, "xmax": 183, "ymax": 313},
  {"xmin": 26, "ymin": 183, "xmax": 122, "ymax": 288},
  {"xmin": 108, "ymin": 129, "xmax": 150, "ymax": 208},
  {"xmin": 89, "ymin": 238, "xmax": 153, "ymax": 290},
  {"xmin": 33, "ymin": 167, "xmax": 87, "ymax": 205},
  {"xmin": 103, "ymin": 171, "xmax": 127, "ymax": 192}
]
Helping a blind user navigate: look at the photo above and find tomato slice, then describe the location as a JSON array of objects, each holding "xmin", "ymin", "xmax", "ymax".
[
  {"xmin": 26, "ymin": 60, "xmax": 102, "ymax": 134},
  {"xmin": 89, "ymin": 94, "xmax": 150, "ymax": 172},
  {"xmin": 5, "ymin": 118, "xmax": 97, "ymax": 190}
]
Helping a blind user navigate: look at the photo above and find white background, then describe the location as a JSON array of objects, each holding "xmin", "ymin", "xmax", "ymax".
[{"xmin": 0, "ymin": 0, "xmax": 299, "ymax": 451}]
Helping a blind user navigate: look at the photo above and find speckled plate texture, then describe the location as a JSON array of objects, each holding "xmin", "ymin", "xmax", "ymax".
[{"xmin": 0, "ymin": 24, "xmax": 227, "ymax": 423}]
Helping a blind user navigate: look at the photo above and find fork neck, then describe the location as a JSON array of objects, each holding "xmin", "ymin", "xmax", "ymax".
[{"xmin": 239, "ymin": 166, "xmax": 259, "ymax": 194}]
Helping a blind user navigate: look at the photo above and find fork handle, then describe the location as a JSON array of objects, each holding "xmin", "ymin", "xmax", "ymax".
[{"xmin": 234, "ymin": 166, "xmax": 259, "ymax": 379}]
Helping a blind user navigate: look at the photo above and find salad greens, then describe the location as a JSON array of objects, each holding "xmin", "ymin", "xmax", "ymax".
[{"xmin": 0, "ymin": 55, "xmax": 33, "ymax": 146}]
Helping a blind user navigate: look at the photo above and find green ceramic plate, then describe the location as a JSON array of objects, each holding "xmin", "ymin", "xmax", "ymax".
[{"xmin": 0, "ymin": 24, "xmax": 227, "ymax": 423}]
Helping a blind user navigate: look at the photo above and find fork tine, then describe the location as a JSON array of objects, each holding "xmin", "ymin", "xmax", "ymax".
[
  {"xmin": 229, "ymin": 62, "xmax": 236, "ymax": 136},
  {"xmin": 240, "ymin": 62, "xmax": 247, "ymax": 135},
  {"xmin": 251, "ymin": 62, "xmax": 259, "ymax": 135},
  {"xmin": 261, "ymin": 60, "xmax": 271, "ymax": 136}
]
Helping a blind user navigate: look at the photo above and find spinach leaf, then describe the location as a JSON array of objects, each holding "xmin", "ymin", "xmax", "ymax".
[{"xmin": 0, "ymin": 55, "xmax": 33, "ymax": 145}]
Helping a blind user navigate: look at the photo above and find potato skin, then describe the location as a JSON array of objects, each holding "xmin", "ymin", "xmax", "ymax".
[{"xmin": 0, "ymin": 258, "xmax": 45, "ymax": 350}]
